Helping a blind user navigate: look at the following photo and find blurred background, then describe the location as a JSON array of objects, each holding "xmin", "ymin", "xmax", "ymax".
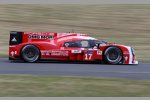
[{"xmin": 0, "ymin": 4, "xmax": 149, "ymax": 62}]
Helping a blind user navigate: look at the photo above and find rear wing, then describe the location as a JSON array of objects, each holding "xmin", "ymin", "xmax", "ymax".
[
  {"xmin": 9, "ymin": 31, "xmax": 56, "ymax": 45},
  {"xmin": 9, "ymin": 31, "xmax": 88, "ymax": 45}
]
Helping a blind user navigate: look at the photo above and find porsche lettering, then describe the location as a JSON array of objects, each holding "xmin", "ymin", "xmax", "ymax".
[{"xmin": 41, "ymin": 50, "xmax": 68, "ymax": 56}]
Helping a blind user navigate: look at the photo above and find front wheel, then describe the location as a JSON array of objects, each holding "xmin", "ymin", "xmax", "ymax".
[
  {"xmin": 21, "ymin": 45, "xmax": 40, "ymax": 63},
  {"xmin": 103, "ymin": 46, "xmax": 123, "ymax": 64}
]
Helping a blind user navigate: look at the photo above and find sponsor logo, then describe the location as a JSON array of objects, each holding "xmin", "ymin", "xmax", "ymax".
[
  {"xmin": 51, "ymin": 51, "xmax": 68, "ymax": 56},
  {"xmin": 10, "ymin": 51, "xmax": 17, "ymax": 56},
  {"xmin": 71, "ymin": 50, "xmax": 82, "ymax": 53},
  {"xmin": 28, "ymin": 35, "xmax": 54, "ymax": 39},
  {"xmin": 97, "ymin": 50, "xmax": 102, "ymax": 55},
  {"xmin": 11, "ymin": 37, "xmax": 17, "ymax": 42},
  {"xmin": 124, "ymin": 56, "xmax": 128, "ymax": 61},
  {"xmin": 41, "ymin": 50, "xmax": 68, "ymax": 56}
]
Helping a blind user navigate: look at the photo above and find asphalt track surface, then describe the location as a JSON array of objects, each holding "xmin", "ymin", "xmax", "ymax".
[{"xmin": 0, "ymin": 58, "xmax": 150, "ymax": 80}]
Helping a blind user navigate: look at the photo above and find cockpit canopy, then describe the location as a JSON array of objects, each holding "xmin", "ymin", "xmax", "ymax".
[{"xmin": 64, "ymin": 40, "xmax": 107, "ymax": 48}]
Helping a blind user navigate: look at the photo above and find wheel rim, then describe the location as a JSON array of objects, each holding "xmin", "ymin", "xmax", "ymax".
[
  {"xmin": 24, "ymin": 48, "xmax": 36, "ymax": 58},
  {"xmin": 107, "ymin": 49, "xmax": 120, "ymax": 61}
]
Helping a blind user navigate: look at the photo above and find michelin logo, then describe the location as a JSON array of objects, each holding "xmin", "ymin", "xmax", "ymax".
[{"xmin": 71, "ymin": 50, "xmax": 82, "ymax": 53}]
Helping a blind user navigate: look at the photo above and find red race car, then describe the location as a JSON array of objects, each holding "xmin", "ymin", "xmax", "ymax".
[{"xmin": 9, "ymin": 31, "xmax": 138, "ymax": 64}]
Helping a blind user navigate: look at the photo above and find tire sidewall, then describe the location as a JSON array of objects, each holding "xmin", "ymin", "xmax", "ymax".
[
  {"xmin": 104, "ymin": 46, "xmax": 123, "ymax": 64},
  {"xmin": 21, "ymin": 45, "xmax": 40, "ymax": 63}
]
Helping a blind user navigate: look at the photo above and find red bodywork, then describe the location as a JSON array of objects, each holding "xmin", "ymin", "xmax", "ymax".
[{"xmin": 9, "ymin": 32, "xmax": 138, "ymax": 64}]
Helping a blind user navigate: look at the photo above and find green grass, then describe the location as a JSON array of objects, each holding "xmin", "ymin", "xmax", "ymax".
[
  {"xmin": 0, "ymin": 4, "xmax": 150, "ymax": 62},
  {"xmin": 0, "ymin": 75, "xmax": 149, "ymax": 96}
]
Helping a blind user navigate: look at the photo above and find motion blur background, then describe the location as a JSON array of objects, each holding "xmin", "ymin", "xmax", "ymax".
[{"xmin": 0, "ymin": 4, "xmax": 150, "ymax": 62}]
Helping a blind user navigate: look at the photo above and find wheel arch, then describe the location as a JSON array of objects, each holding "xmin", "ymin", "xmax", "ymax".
[{"xmin": 20, "ymin": 44, "xmax": 41, "ymax": 60}]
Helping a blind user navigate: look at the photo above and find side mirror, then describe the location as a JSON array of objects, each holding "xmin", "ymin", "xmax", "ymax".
[{"xmin": 95, "ymin": 43, "xmax": 101, "ymax": 49}]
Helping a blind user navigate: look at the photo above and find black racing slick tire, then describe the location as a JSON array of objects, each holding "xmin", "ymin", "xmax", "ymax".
[
  {"xmin": 104, "ymin": 46, "xmax": 123, "ymax": 64},
  {"xmin": 21, "ymin": 45, "xmax": 40, "ymax": 63}
]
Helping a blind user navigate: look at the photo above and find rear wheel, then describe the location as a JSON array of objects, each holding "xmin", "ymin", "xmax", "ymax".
[
  {"xmin": 104, "ymin": 46, "xmax": 123, "ymax": 64},
  {"xmin": 21, "ymin": 45, "xmax": 40, "ymax": 63}
]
